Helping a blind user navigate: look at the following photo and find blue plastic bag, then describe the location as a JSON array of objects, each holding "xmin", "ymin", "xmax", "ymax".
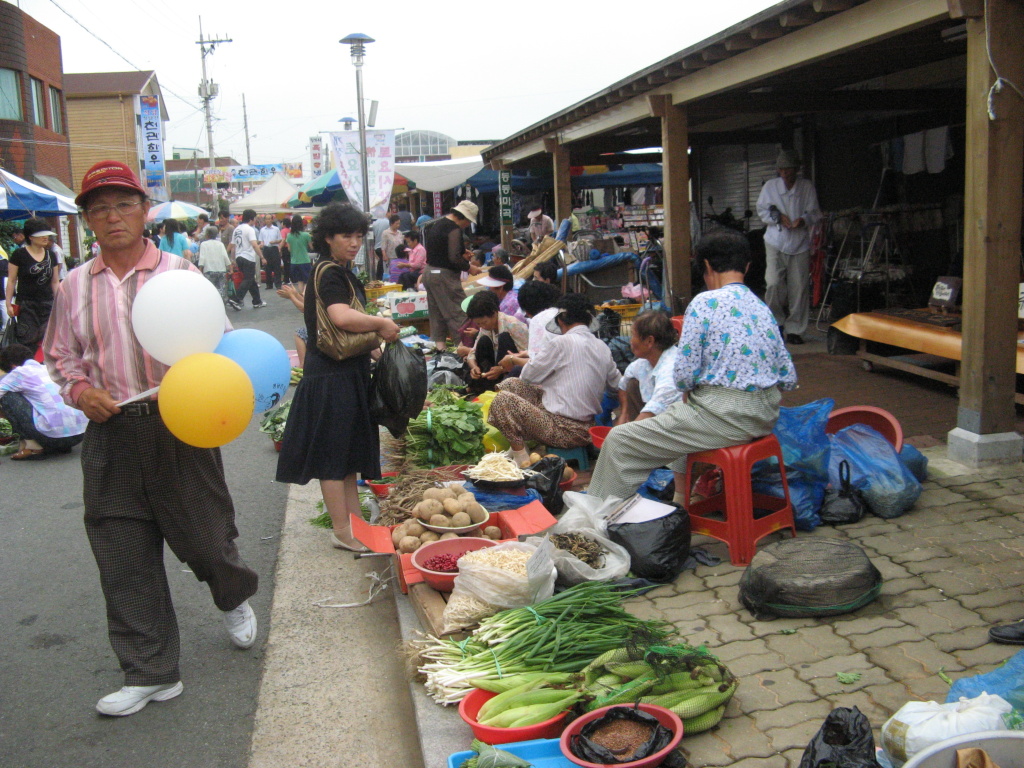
[
  {"xmin": 828, "ymin": 424, "xmax": 921, "ymax": 519},
  {"xmin": 461, "ymin": 482, "xmax": 542, "ymax": 512},
  {"xmin": 899, "ymin": 443, "xmax": 929, "ymax": 482},
  {"xmin": 752, "ymin": 398, "xmax": 834, "ymax": 531},
  {"xmin": 947, "ymin": 648, "xmax": 1024, "ymax": 705},
  {"xmin": 638, "ymin": 469, "xmax": 675, "ymax": 501}
]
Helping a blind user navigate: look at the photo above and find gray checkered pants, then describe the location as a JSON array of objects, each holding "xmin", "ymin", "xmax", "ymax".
[
  {"xmin": 588, "ymin": 386, "xmax": 782, "ymax": 501},
  {"xmin": 82, "ymin": 413, "xmax": 258, "ymax": 686}
]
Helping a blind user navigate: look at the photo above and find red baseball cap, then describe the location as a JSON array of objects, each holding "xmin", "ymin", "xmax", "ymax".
[{"xmin": 76, "ymin": 160, "xmax": 148, "ymax": 206}]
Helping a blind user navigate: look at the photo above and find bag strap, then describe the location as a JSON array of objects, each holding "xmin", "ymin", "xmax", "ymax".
[
  {"xmin": 838, "ymin": 459, "xmax": 851, "ymax": 492},
  {"xmin": 314, "ymin": 260, "xmax": 365, "ymax": 313}
]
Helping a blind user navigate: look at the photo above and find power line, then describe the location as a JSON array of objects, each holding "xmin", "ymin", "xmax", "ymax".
[{"xmin": 45, "ymin": 0, "xmax": 198, "ymax": 112}]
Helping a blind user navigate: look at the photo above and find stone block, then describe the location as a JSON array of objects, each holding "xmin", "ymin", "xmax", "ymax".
[
  {"xmin": 868, "ymin": 680, "xmax": 916, "ymax": 716},
  {"xmin": 915, "ymin": 488, "xmax": 970, "ymax": 508},
  {"xmin": 704, "ymin": 569, "xmax": 744, "ymax": 589},
  {"xmin": 729, "ymin": 757, "xmax": 788, "ymax": 768},
  {"xmin": 705, "ymin": 612, "xmax": 757, "ymax": 643},
  {"xmin": 931, "ymin": 628, "xmax": 991, "ymax": 654},
  {"xmin": 833, "ymin": 614, "xmax": 906, "ymax": 637},
  {"xmin": 767, "ymin": 719, "xmax": 829, "ymax": 754},
  {"xmin": 726, "ymin": 651, "xmax": 789, "ymax": 677},
  {"xmin": 954, "ymin": 642, "xmax": 1022, "ymax": 669},
  {"xmin": 890, "ymin": 546, "xmax": 953, "ymax": 564},
  {"xmin": 794, "ymin": 652, "xmax": 873, "ymax": 683},
  {"xmin": 899, "ymin": 600, "xmax": 985, "ymax": 634},
  {"xmin": 846, "ymin": 625, "xmax": 927, "ymax": 650},
  {"xmin": 959, "ymin": 587, "xmax": 1024, "ymax": 611},
  {"xmin": 975, "ymin": 603, "xmax": 1024, "ymax": 623},
  {"xmin": 766, "ymin": 624, "xmax": 853, "ymax": 661},
  {"xmin": 872, "ymin": 557, "xmax": 913, "ymax": 581},
  {"xmin": 808, "ymin": 665, "xmax": 894, "ymax": 697},
  {"xmin": 749, "ymin": 699, "xmax": 833, "ymax": 733},
  {"xmin": 905, "ymin": 555, "xmax": 964, "ymax": 574},
  {"xmin": 715, "ymin": 638, "xmax": 774, "ymax": 664},
  {"xmin": 878, "ymin": 580, "xmax": 934, "ymax": 607}
]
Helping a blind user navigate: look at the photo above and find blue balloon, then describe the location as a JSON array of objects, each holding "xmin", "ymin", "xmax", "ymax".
[{"xmin": 214, "ymin": 329, "xmax": 292, "ymax": 413}]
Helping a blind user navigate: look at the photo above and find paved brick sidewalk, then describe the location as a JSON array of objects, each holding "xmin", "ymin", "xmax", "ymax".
[{"xmin": 624, "ymin": 451, "xmax": 1024, "ymax": 767}]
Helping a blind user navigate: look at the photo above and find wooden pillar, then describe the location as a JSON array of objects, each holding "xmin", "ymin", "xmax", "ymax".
[
  {"xmin": 544, "ymin": 137, "xmax": 572, "ymax": 225},
  {"xmin": 953, "ymin": 0, "xmax": 1024, "ymax": 451},
  {"xmin": 650, "ymin": 95, "xmax": 691, "ymax": 312}
]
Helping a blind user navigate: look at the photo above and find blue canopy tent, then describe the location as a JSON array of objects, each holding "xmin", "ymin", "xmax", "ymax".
[
  {"xmin": 467, "ymin": 163, "xmax": 663, "ymax": 194},
  {"xmin": 0, "ymin": 168, "xmax": 78, "ymax": 221}
]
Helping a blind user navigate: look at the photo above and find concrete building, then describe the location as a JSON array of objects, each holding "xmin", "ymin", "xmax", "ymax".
[{"xmin": 64, "ymin": 70, "xmax": 169, "ymax": 197}]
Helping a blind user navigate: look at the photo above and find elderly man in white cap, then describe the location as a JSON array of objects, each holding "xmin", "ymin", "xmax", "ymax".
[
  {"xmin": 527, "ymin": 207, "xmax": 555, "ymax": 244},
  {"xmin": 756, "ymin": 149, "xmax": 821, "ymax": 345},
  {"xmin": 421, "ymin": 200, "xmax": 481, "ymax": 351}
]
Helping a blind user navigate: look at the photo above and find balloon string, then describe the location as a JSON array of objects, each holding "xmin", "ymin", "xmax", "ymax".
[{"xmin": 117, "ymin": 386, "xmax": 161, "ymax": 407}]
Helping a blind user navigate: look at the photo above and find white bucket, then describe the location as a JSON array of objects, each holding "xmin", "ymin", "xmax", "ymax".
[{"xmin": 902, "ymin": 730, "xmax": 1024, "ymax": 768}]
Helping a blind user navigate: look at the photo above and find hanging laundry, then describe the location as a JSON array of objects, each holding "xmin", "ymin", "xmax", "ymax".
[
  {"xmin": 902, "ymin": 131, "xmax": 925, "ymax": 174},
  {"xmin": 924, "ymin": 126, "xmax": 954, "ymax": 174}
]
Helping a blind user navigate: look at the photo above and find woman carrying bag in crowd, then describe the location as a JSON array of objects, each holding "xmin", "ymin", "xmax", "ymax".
[
  {"xmin": 5, "ymin": 218, "xmax": 61, "ymax": 354},
  {"xmin": 275, "ymin": 204, "xmax": 400, "ymax": 551}
]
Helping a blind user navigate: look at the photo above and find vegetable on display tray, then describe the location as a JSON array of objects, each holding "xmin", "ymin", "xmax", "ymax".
[{"xmin": 449, "ymin": 737, "xmax": 574, "ymax": 768}]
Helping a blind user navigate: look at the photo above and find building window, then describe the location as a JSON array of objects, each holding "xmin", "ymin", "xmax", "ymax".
[
  {"xmin": 0, "ymin": 68, "xmax": 22, "ymax": 121},
  {"xmin": 396, "ymin": 130, "xmax": 454, "ymax": 161},
  {"xmin": 49, "ymin": 86, "xmax": 63, "ymax": 134},
  {"xmin": 30, "ymin": 78, "xmax": 46, "ymax": 127}
]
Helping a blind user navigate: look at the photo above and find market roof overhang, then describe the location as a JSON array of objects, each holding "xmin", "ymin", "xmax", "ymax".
[{"xmin": 483, "ymin": 0, "xmax": 967, "ymax": 168}]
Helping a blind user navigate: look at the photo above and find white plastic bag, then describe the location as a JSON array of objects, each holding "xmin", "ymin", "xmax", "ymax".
[
  {"xmin": 880, "ymin": 692, "xmax": 1012, "ymax": 765},
  {"xmin": 527, "ymin": 493, "xmax": 631, "ymax": 586},
  {"xmin": 441, "ymin": 541, "xmax": 556, "ymax": 634}
]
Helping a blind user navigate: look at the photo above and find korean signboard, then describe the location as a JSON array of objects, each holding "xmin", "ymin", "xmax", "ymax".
[
  {"xmin": 327, "ymin": 129, "xmax": 396, "ymax": 218},
  {"xmin": 202, "ymin": 163, "xmax": 302, "ymax": 184},
  {"xmin": 433, "ymin": 191, "xmax": 443, "ymax": 218},
  {"xmin": 310, "ymin": 135, "xmax": 325, "ymax": 179},
  {"xmin": 498, "ymin": 170, "xmax": 513, "ymax": 225},
  {"xmin": 137, "ymin": 95, "xmax": 166, "ymax": 199}
]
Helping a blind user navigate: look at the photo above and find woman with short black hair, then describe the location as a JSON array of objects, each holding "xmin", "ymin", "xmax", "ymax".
[
  {"xmin": 276, "ymin": 203, "xmax": 401, "ymax": 551},
  {"xmin": 5, "ymin": 218, "xmax": 61, "ymax": 353},
  {"xmin": 464, "ymin": 290, "xmax": 528, "ymax": 395}
]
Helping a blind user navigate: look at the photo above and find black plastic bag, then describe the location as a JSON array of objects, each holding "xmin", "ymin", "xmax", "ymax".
[
  {"xmin": 369, "ymin": 342, "xmax": 428, "ymax": 438},
  {"xmin": 739, "ymin": 539, "xmax": 882, "ymax": 620},
  {"xmin": 607, "ymin": 507, "xmax": 691, "ymax": 583},
  {"xmin": 799, "ymin": 707, "xmax": 881, "ymax": 768},
  {"xmin": 426, "ymin": 351, "xmax": 467, "ymax": 389},
  {"xmin": 819, "ymin": 460, "xmax": 867, "ymax": 526},
  {"xmin": 0, "ymin": 316, "xmax": 17, "ymax": 351},
  {"xmin": 596, "ymin": 308, "xmax": 621, "ymax": 341},
  {"xmin": 570, "ymin": 706, "xmax": 674, "ymax": 765},
  {"xmin": 524, "ymin": 455, "xmax": 567, "ymax": 515}
]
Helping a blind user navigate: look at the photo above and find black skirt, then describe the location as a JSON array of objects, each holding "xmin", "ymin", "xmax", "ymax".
[{"xmin": 275, "ymin": 347, "xmax": 381, "ymax": 484}]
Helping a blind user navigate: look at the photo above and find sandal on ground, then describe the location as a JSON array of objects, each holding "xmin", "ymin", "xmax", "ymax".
[
  {"xmin": 330, "ymin": 531, "xmax": 367, "ymax": 552},
  {"xmin": 10, "ymin": 448, "xmax": 45, "ymax": 461}
]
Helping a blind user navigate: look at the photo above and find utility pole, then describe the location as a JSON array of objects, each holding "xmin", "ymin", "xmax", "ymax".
[
  {"xmin": 242, "ymin": 93, "xmax": 251, "ymax": 165},
  {"xmin": 196, "ymin": 17, "xmax": 231, "ymax": 212}
]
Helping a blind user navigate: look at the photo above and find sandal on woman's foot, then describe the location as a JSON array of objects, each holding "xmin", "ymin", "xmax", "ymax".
[
  {"xmin": 330, "ymin": 531, "xmax": 367, "ymax": 552},
  {"xmin": 10, "ymin": 447, "xmax": 45, "ymax": 461}
]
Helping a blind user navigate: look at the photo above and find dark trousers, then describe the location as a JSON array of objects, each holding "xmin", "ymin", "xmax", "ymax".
[
  {"xmin": 373, "ymin": 250, "xmax": 386, "ymax": 281},
  {"xmin": 82, "ymin": 414, "xmax": 258, "ymax": 685},
  {"xmin": 0, "ymin": 392, "xmax": 83, "ymax": 451},
  {"xmin": 234, "ymin": 257, "xmax": 262, "ymax": 305},
  {"xmin": 398, "ymin": 270, "xmax": 422, "ymax": 290},
  {"xmin": 281, "ymin": 247, "xmax": 291, "ymax": 283},
  {"xmin": 263, "ymin": 246, "xmax": 282, "ymax": 289},
  {"xmin": 468, "ymin": 332, "xmax": 519, "ymax": 395}
]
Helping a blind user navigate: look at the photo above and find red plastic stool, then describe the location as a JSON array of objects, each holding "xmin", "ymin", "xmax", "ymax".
[{"xmin": 682, "ymin": 434, "xmax": 796, "ymax": 566}]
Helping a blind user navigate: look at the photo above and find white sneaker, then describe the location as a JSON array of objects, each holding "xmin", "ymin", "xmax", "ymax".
[
  {"xmin": 223, "ymin": 600, "xmax": 257, "ymax": 649},
  {"xmin": 96, "ymin": 681, "xmax": 183, "ymax": 716}
]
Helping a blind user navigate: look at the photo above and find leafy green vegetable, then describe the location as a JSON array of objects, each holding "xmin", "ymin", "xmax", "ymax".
[
  {"xmin": 836, "ymin": 671, "xmax": 862, "ymax": 684},
  {"xmin": 258, "ymin": 400, "xmax": 292, "ymax": 442},
  {"xmin": 458, "ymin": 739, "xmax": 532, "ymax": 768},
  {"xmin": 779, "ymin": 628, "xmax": 797, "ymax": 635},
  {"xmin": 404, "ymin": 392, "xmax": 486, "ymax": 468}
]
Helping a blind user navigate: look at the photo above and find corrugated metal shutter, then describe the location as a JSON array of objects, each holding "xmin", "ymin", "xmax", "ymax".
[
  {"xmin": 748, "ymin": 144, "xmax": 778, "ymax": 217},
  {"xmin": 699, "ymin": 145, "xmax": 747, "ymax": 227}
]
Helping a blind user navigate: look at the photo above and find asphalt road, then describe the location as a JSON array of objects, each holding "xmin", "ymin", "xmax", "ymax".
[{"xmin": 0, "ymin": 289, "xmax": 303, "ymax": 768}]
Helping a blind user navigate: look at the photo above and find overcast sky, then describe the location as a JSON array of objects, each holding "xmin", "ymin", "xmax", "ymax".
[{"xmin": 14, "ymin": 0, "xmax": 777, "ymax": 171}]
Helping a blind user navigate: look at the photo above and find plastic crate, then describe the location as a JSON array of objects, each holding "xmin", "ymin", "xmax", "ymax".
[{"xmin": 365, "ymin": 283, "xmax": 402, "ymax": 301}]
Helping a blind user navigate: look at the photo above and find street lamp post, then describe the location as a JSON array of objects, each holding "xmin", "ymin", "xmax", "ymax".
[{"xmin": 340, "ymin": 33, "xmax": 374, "ymax": 273}]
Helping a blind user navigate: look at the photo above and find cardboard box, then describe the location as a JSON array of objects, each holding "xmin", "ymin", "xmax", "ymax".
[
  {"xmin": 388, "ymin": 291, "xmax": 429, "ymax": 320},
  {"xmin": 350, "ymin": 500, "xmax": 557, "ymax": 593}
]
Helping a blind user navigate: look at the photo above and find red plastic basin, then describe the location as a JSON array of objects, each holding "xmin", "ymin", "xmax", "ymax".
[
  {"xmin": 560, "ymin": 703, "xmax": 683, "ymax": 768},
  {"xmin": 366, "ymin": 472, "xmax": 400, "ymax": 498},
  {"xmin": 411, "ymin": 537, "xmax": 496, "ymax": 592},
  {"xmin": 589, "ymin": 426, "xmax": 611, "ymax": 449},
  {"xmin": 459, "ymin": 687, "xmax": 572, "ymax": 745}
]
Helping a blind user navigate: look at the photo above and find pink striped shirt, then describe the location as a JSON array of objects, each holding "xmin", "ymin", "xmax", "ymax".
[{"xmin": 44, "ymin": 242, "xmax": 203, "ymax": 407}]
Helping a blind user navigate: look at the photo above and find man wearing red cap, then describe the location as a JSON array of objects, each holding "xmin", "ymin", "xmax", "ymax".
[{"xmin": 44, "ymin": 160, "xmax": 259, "ymax": 717}]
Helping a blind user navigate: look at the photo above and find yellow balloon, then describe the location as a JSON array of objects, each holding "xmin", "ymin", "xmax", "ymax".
[{"xmin": 159, "ymin": 353, "xmax": 255, "ymax": 448}]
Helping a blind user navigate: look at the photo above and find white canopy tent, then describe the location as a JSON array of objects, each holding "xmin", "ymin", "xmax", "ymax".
[
  {"xmin": 394, "ymin": 156, "xmax": 484, "ymax": 193},
  {"xmin": 228, "ymin": 173, "xmax": 300, "ymax": 215}
]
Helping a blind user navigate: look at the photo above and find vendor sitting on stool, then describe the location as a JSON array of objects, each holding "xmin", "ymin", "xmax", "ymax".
[
  {"xmin": 588, "ymin": 228, "xmax": 797, "ymax": 502},
  {"xmin": 465, "ymin": 291, "xmax": 528, "ymax": 395},
  {"xmin": 615, "ymin": 311, "xmax": 681, "ymax": 425},
  {"xmin": 489, "ymin": 293, "xmax": 620, "ymax": 466}
]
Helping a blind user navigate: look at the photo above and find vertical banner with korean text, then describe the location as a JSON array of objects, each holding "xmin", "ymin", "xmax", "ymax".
[
  {"xmin": 433, "ymin": 191, "xmax": 443, "ymax": 218},
  {"xmin": 310, "ymin": 136, "xmax": 325, "ymax": 179},
  {"xmin": 498, "ymin": 170, "xmax": 513, "ymax": 225},
  {"xmin": 137, "ymin": 95, "xmax": 167, "ymax": 200},
  {"xmin": 327, "ymin": 129, "xmax": 395, "ymax": 218}
]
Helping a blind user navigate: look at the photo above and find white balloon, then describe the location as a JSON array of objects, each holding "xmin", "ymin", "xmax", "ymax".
[{"xmin": 131, "ymin": 269, "xmax": 227, "ymax": 366}]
